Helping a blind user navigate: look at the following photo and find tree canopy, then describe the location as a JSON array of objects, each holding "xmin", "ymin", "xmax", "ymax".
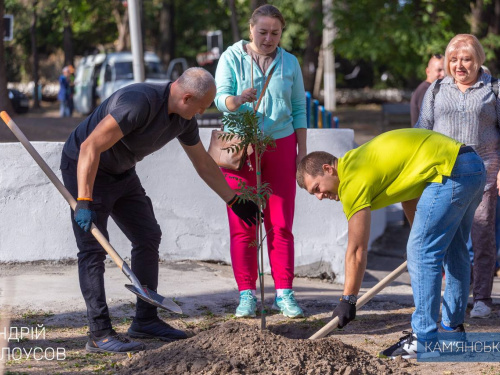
[
  {"xmin": 3, "ymin": 0, "xmax": 500, "ymax": 89},
  {"xmin": 332, "ymin": 0, "xmax": 500, "ymax": 87}
]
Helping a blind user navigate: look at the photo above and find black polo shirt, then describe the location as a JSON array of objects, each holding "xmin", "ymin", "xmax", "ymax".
[{"xmin": 63, "ymin": 82, "xmax": 200, "ymax": 174}]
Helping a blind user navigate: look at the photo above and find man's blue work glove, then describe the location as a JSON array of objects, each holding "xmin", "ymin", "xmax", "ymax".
[
  {"xmin": 227, "ymin": 194, "xmax": 261, "ymax": 226},
  {"xmin": 332, "ymin": 299, "xmax": 356, "ymax": 328},
  {"xmin": 74, "ymin": 199, "xmax": 97, "ymax": 232}
]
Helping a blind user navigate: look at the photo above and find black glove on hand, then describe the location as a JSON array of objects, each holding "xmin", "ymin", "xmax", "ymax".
[
  {"xmin": 227, "ymin": 194, "xmax": 261, "ymax": 226},
  {"xmin": 332, "ymin": 299, "xmax": 356, "ymax": 328},
  {"xmin": 74, "ymin": 200, "xmax": 97, "ymax": 233}
]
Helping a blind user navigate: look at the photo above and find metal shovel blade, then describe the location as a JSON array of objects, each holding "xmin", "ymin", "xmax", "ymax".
[{"xmin": 125, "ymin": 284, "xmax": 183, "ymax": 314}]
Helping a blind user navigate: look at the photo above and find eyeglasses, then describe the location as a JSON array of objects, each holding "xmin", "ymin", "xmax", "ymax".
[{"xmin": 433, "ymin": 54, "xmax": 443, "ymax": 59}]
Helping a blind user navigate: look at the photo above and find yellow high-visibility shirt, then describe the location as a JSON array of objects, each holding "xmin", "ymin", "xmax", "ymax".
[{"xmin": 338, "ymin": 128, "xmax": 462, "ymax": 220}]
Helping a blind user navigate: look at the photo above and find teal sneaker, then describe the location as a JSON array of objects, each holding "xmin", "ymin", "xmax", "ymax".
[
  {"xmin": 235, "ymin": 290, "xmax": 257, "ymax": 318},
  {"xmin": 272, "ymin": 289, "xmax": 304, "ymax": 318}
]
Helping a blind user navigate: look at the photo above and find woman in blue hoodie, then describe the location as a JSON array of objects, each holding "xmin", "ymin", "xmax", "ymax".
[{"xmin": 214, "ymin": 4, "xmax": 307, "ymax": 318}]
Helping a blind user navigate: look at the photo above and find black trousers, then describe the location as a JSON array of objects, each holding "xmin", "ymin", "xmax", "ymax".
[{"xmin": 61, "ymin": 153, "xmax": 162, "ymax": 332}]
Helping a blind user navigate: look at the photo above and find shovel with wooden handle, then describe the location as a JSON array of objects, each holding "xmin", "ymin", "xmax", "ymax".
[
  {"xmin": 309, "ymin": 260, "xmax": 408, "ymax": 339},
  {"xmin": 1, "ymin": 111, "xmax": 182, "ymax": 314}
]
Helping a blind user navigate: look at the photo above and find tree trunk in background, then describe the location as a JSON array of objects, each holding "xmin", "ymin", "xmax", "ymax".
[
  {"xmin": 489, "ymin": 0, "xmax": 500, "ymax": 75},
  {"xmin": 250, "ymin": 0, "xmax": 267, "ymax": 11},
  {"xmin": 31, "ymin": 0, "xmax": 40, "ymax": 109},
  {"xmin": 322, "ymin": 0, "xmax": 335, "ymax": 110},
  {"xmin": 62, "ymin": 8, "xmax": 73, "ymax": 66},
  {"xmin": 113, "ymin": 1, "xmax": 130, "ymax": 52},
  {"xmin": 470, "ymin": 0, "xmax": 488, "ymax": 37},
  {"xmin": 159, "ymin": 0, "xmax": 175, "ymax": 66},
  {"xmin": 490, "ymin": 0, "xmax": 500, "ymax": 34},
  {"xmin": 228, "ymin": 0, "xmax": 240, "ymax": 43},
  {"xmin": 0, "ymin": 0, "xmax": 15, "ymax": 114},
  {"xmin": 313, "ymin": 48, "xmax": 323, "ymax": 99},
  {"xmin": 302, "ymin": 0, "xmax": 322, "ymax": 93}
]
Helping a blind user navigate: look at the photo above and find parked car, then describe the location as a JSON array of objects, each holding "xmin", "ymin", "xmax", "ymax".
[
  {"xmin": 73, "ymin": 53, "xmax": 106, "ymax": 115},
  {"xmin": 8, "ymin": 89, "xmax": 29, "ymax": 114},
  {"xmin": 73, "ymin": 51, "xmax": 188, "ymax": 115}
]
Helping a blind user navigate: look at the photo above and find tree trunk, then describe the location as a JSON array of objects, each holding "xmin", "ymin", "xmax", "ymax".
[
  {"xmin": 489, "ymin": 0, "xmax": 500, "ymax": 75},
  {"xmin": 0, "ymin": 0, "xmax": 15, "ymax": 114},
  {"xmin": 302, "ymin": 0, "xmax": 322, "ymax": 93},
  {"xmin": 31, "ymin": 0, "xmax": 40, "ymax": 109},
  {"xmin": 470, "ymin": 0, "xmax": 489, "ymax": 37},
  {"xmin": 113, "ymin": 1, "xmax": 130, "ymax": 52},
  {"xmin": 489, "ymin": 0, "xmax": 500, "ymax": 34},
  {"xmin": 322, "ymin": 0, "xmax": 335, "ymax": 111},
  {"xmin": 62, "ymin": 8, "xmax": 73, "ymax": 66},
  {"xmin": 313, "ymin": 48, "xmax": 324, "ymax": 99},
  {"xmin": 228, "ymin": 0, "xmax": 240, "ymax": 43},
  {"xmin": 159, "ymin": 0, "xmax": 175, "ymax": 66},
  {"xmin": 250, "ymin": 0, "xmax": 267, "ymax": 11}
]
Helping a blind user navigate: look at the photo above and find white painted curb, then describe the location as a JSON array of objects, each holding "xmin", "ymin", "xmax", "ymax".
[{"xmin": 0, "ymin": 128, "xmax": 385, "ymax": 283}]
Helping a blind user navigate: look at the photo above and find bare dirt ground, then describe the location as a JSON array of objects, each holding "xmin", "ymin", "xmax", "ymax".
[
  {"xmin": 3, "ymin": 251, "xmax": 499, "ymax": 375},
  {"xmin": 2, "ymin": 103, "xmax": 500, "ymax": 374}
]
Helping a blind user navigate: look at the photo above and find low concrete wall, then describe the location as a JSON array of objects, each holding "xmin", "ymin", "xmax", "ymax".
[{"xmin": 0, "ymin": 128, "xmax": 385, "ymax": 283}]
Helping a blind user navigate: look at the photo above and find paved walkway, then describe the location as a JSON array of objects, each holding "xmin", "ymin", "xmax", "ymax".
[{"xmin": 1, "ymin": 233, "xmax": 498, "ymax": 321}]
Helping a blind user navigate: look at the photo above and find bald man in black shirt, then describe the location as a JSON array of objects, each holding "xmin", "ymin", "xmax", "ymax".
[{"xmin": 61, "ymin": 68, "xmax": 259, "ymax": 354}]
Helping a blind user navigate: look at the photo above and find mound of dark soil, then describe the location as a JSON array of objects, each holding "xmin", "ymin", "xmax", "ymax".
[{"xmin": 119, "ymin": 321, "xmax": 402, "ymax": 374}]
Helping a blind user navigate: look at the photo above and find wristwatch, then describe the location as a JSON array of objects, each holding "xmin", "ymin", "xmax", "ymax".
[{"xmin": 340, "ymin": 294, "xmax": 358, "ymax": 305}]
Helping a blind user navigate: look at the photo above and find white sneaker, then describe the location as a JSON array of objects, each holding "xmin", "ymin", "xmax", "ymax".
[{"xmin": 470, "ymin": 301, "xmax": 491, "ymax": 318}]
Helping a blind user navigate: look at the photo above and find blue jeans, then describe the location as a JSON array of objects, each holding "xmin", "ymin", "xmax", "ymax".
[
  {"xmin": 59, "ymin": 101, "xmax": 71, "ymax": 117},
  {"xmin": 60, "ymin": 153, "xmax": 162, "ymax": 332},
  {"xmin": 407, "ymin": 151, "xmax": 485, "ymax": 340}
]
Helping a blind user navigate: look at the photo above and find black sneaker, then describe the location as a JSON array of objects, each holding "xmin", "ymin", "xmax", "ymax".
[
  {"xmin": 437, "ymin": 322, "xmax": 465, "ymax": 334},
  {"xmin": 378, "ymin": 331, "xmax": 440, "ymax": 360},
  {"xmin": 378, "ymin": 331, "xmax": 419, "ymax": 359},
  {"xmin": 128, "ymin": 317, "xmax": 188, "ymax": 342},
  {"xmin": 86, "ymin": 330, "xmax": 145, "ymax": 354},
  {"xmin": 437, "ymin": 322, "xmax": 466, "ymax": 346}
]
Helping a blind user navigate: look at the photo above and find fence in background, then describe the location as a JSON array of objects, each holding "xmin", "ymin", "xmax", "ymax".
[
  {"xmin": 305, "ymin": 91, "xmax": 339, "ymax": 129},
  {"xmin": 198, "ymin": 91, "xmax": 339, "ymax": 128}
]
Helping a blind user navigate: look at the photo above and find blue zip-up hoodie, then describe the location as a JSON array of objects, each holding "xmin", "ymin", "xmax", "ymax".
[{"xmin": 214, "ymin": 40, "xmax": 307, "ymax": 140}]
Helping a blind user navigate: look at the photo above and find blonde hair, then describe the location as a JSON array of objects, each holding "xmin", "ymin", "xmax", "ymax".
[{"xmin": 444, "ymin": 34, "xmax": 485, "ymax": 76}]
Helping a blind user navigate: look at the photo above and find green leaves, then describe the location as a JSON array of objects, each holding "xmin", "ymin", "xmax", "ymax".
[
  {"xmin": 221, "ymin": 111, "xmax": 276, "ymax": 156},
  {"xmin": 221, "ymin": 110, "xmax": 275, "ymax": 209},
  {"xmin": 227, "ymin": 177, "xmax": 272, "ymax": 210},
  {"xmin": 331, "ymin": 0, "xmax": 471, "ymax": 86}
]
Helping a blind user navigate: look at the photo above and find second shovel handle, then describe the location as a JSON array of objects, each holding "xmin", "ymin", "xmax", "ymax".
[{"xmin": 309, "ymin": 260, "xmax": 408, "ymax": 340}]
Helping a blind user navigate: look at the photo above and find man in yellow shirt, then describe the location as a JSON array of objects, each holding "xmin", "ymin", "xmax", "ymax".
[{"xmin": 297, "ymin": 128, "xmax": 486, "ymax": 359}]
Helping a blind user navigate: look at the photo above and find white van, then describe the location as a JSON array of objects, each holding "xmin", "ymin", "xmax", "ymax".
[
  {"xmin": 74, "ymin": 52, "xmax": 187, "ymax": 115},
  {"xmin": 73, "ymin": 53, "xmax": 106, "ymax": 115}
]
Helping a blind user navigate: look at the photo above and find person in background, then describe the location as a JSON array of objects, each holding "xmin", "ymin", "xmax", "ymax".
[
  {"xmin": 58, "ymin": 66, "xmax": 72, "ymax": 118},
  {"xmin": 478, "ymin": 64, "xmax": 500, "ymax": 279},
  {"xmin": 416, "ymin": 34, "xmax": 500, "ymax": 319},
  {"xmin": 214, "ymin": 4, "xmax": 307, "ymax": 318},
  {"xmin": 481, "ymin": 65, "xmax": 500, "ymax": 278},
  {"xmin": 67, "ymin": 65, "xmax": 75, "ymax": 116},
  {"xmin": 410, "ymin": 54, "xmax": 445, "ymax": 126}
]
